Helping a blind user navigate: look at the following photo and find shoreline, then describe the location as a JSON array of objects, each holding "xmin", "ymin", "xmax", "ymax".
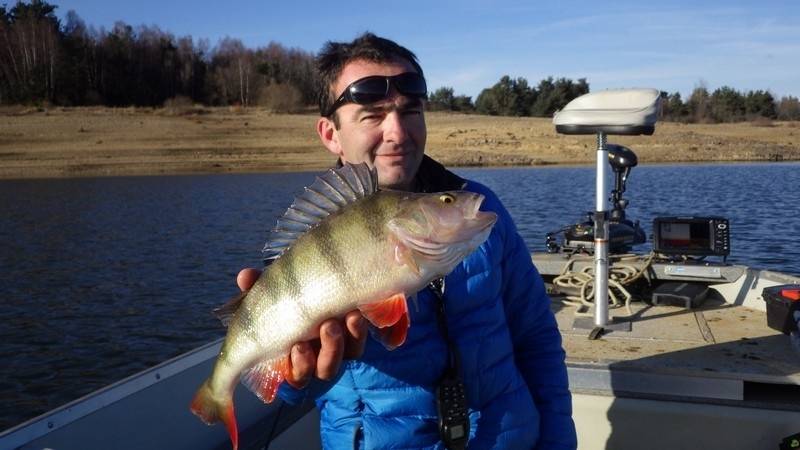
[
  {"xmin": 4, "ymin": 158, "xmax": 799, "ymax": 182},
  {"xmin": 2, "ymin": 107, "xmax": 798, "ymax": 180}
]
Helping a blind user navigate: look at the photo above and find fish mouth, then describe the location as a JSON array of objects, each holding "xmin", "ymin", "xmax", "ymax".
[
  {"xmin": 390, "ymin": 191, "xmax": 497, "ymax": 266},
  {"xmin": 426, "ymin": 192, "xmax": 496, "ymax": 243},
  {"xmin": 460, "ymin": 210, "xmax": 497, "ymax": 246},
  {"xmin": 463, "ymin": 194, "xmax": 497, "ymax": 234},
  {"xmin": 468, "ymin": 194, "xmax": 486, "ymax": 219},
  {"xmin": 472, "ymin": 210, "xmax": 497, "ymax": 232}
]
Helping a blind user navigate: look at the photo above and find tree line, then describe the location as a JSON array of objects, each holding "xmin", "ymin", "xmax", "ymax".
[
  {"xmin": 431, "ymin": 79, "xmax": 800, "ymax": 122},
  {"xmin": 2, "ymin": 1, "xmax": 799, "ymax": 122},
  {"xmin": 660, "ymin": 86, "xmax": 800, "ymax": 122},
  {"xmin": 1, "ymin": 0, "xmax": 317, "ymax": 110},
  {"xmin": 428, "ymin": 76, "xmax": 590, "ymax": 118}
]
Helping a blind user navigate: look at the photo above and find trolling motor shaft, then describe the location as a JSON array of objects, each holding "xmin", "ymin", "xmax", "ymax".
[{"xmin": 594, "ymin": 133, "xmax": 610, "ymax": 328}]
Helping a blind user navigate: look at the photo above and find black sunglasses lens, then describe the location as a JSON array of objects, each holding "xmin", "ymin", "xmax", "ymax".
[
  {"xmin": 337, "ymin": 73, "xmax": 427, "ymax": 112},
  {"xmin": 349, "ymin": 77, "xmax": 389, "ymax": 104},
  {"xmin": 395, "ymin": 73, "xmax": 427, "ymax": 96}
]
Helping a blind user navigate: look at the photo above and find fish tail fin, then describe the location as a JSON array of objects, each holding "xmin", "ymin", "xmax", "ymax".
[{"xmin": 190, "ymin": 379, "xmax": 239, "ymax": 450}]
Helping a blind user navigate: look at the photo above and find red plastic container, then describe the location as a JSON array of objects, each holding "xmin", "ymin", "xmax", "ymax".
[{"xmin": 762, "ymin": 284, "xmax": 800, "ymax": 334}]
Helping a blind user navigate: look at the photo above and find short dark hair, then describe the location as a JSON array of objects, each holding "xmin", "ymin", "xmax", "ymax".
[{"xmin": 317, "ymin": 32, "xmax": 425, "ymax": 119}]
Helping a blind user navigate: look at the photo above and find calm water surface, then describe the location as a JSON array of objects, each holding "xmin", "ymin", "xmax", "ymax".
[{"xmin": 1, "ymin": 162, "xmax": 798, "ymax": 430}]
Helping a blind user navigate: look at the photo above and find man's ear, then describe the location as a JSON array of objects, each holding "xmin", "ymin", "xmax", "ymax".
[{"xmin": 317, "ymin": 117, "xmax": 342, "ymax": 157}]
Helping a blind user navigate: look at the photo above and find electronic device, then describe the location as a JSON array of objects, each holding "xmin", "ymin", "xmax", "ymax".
[
  {"xmin": 436, "ymin": 372, "xmax": 469, "ymax": 449},
  {"xmin": 430, "ymin": 278, "xmax": 470, "ymax": 450},
  {"xmin": 652, "ymin": 216, "xmax": 730, "ymax": 257}
]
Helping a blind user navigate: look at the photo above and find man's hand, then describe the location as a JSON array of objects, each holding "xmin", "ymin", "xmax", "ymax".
[{"xmin": 237, "ymin": 268, "xmax": 368, "ymax": 389}]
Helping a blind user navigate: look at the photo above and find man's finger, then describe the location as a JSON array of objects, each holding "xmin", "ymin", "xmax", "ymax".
[
  {"xmin": 343, "ymin": 311, "xmax": 368, "ymax": 360},
  {"xmin": 237, "ymin": 268, "xmax": 261, "ymax": 291},
  {"xmin": 286, "ymin": 342, "xmax": 315, "ymax": 389},
  {"xmin": 316, "ymin": 320, "xmax": 344, "ymax": 380}
]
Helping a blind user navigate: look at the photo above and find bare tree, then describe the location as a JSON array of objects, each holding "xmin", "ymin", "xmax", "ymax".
[
  {"xmin": 209, "ymin": 37, "xmax": 258, "ymax": 106},
  {"xmin": 0, "ymin": 0, "xmax": 60, "ymax": 103}
]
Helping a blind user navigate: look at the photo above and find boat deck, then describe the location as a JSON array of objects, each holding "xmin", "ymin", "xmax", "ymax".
[{"xmin": 534, "ymin": 251, "xmax": 800, "ymax": 410}]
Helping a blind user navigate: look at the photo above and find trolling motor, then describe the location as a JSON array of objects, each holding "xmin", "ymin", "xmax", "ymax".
[
  {"xmin": 546, "ymin": 144, "xmax": 646, "ymax": 255},
  {"xmin": 551, "ymin": 88, "xmax": 661, "ymax": 334}
]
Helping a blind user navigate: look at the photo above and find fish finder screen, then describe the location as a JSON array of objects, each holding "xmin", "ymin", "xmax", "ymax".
[
  {"xmin": 653, "ymin": 216, "xmax": 729, "ymax": 256},
  {"xmin": 658, "ymin": 222, "xmax": 710, "ymax": 250}
]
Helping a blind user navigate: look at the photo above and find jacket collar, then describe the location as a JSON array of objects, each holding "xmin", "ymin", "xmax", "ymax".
[{"xmin": 415, "ymin": 155, "xmax": 467, "ymax": 193}]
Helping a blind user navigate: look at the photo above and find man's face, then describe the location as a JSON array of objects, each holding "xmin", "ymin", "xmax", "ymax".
[{"xmin": 318, "ymin": 58, "xmax": 426, "ymax": 191}]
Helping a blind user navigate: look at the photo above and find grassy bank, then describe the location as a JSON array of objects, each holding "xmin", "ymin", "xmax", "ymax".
[{"xmin": 1, "ymin": 106, "xmax": 798, "ymax": 179}]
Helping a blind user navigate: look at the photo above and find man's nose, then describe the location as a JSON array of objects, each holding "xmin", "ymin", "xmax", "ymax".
[{"xmin": 383, "ymin": 110, "xmax": 409, "ymax": 144}]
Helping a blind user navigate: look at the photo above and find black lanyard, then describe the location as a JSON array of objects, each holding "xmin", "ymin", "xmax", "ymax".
[{"xmin": 429, "ymin": 278, "xmax": 470, "ymax": 450}]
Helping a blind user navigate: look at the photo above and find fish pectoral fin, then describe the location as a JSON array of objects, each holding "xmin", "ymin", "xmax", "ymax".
[
  {"xmin": 241, "ymin": 355, "xmax": 290, "ymax": 404},
  {"xmin": 358, "ymin": 293, "xmax": 408, "ymax": 327},
  {"xmin": 394, "ymin": 241, "xmax": 421, "ymax": 275},
  {"xmin": 359, "ymin": 293, "xmax": 410, "ymax": 350},
  {"xmin": 368, "ymin": 313, "xmax": 410, "ymax": 350},
  {"xmin": 213, "ymin": 291, "xmax": 247, "ymax": 327}
]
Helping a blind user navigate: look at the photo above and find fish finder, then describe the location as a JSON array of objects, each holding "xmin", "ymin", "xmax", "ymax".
[{"xmin": 652, "ymin": 216, "xmax": 730, "ymax": 257}]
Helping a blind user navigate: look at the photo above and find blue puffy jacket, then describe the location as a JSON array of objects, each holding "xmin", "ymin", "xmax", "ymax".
[{"xmin": 280, "ymin": 158, "xmax": 576, "ymax": 449}]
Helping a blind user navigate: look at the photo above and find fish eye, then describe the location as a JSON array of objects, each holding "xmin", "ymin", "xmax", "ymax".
[{"xmin": 439, "ymin": 194, "xmax": 455, "ymax": 204}]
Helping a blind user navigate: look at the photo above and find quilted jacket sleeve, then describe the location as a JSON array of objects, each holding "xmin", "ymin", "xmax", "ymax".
[
  {"xmin": 277, "ymin": 376, "xmax": 321, "ymax": 405},
  {"xmin": 479, "ymin": 183, "xmax": 577, "ymax": 450}
]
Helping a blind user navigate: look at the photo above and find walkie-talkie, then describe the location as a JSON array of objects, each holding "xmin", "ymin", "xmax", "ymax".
[
  {"xmin": 436, "ymin": 366, "xmax": 469, "ymax": 449},
  {"xmin": 430, "ymin": 278, "xmax": 470, "ymax": 450}
]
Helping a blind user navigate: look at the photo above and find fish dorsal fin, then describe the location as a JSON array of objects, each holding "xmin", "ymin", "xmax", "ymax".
[
  {"xmin": 262, "ymin": 163, "xmax": 377, "ymax": 261},
  {"xmin": 213, "ymin": 291, "xmax": 246, "ymax": 327}
]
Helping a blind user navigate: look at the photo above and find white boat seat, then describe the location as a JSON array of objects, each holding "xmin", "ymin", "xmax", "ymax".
[{"xmin": 553, "ymin": 88, "xmax": 661, "ymax": 135}]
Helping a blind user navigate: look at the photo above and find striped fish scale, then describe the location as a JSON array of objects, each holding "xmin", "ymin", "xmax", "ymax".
[{"xmin": 190, "ymin": 163, "xmax": 497, "ymax": 450}]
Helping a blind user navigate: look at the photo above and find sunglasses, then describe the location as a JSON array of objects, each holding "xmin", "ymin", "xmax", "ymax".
[{"xmin": 323, "ymin": 72, "xmax": 427, "ymax": 116}]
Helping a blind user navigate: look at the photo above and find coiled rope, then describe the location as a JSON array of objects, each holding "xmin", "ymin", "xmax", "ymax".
[{"xmin": 553, "ymin": 252, "xmax": 654, "ymax": 317}]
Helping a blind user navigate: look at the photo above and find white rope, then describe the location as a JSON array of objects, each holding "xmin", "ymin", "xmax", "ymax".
[{"xmin": 553, "ymin": 253, "xmax": 654, "ymax": 317}]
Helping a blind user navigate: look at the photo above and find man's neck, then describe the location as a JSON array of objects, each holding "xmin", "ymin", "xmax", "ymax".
[{"xmin": 381, "ymin": 177, "xmax": 421, "ymax": 192}]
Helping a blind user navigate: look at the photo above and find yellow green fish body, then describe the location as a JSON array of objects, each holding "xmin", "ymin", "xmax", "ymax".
[{"xmin": 190, "ymin": 163, "xmax": 496, "ymax": 449}]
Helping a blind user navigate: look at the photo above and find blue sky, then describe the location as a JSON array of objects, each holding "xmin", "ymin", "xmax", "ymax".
[{"xmin": 54, "ymin": 0, "xmax": 800, "ymax": 100}]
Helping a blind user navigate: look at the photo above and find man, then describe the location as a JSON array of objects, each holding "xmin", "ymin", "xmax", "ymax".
[{"xmin": 238, "ymin": 32, "xmax": 576, "ymax": 449}]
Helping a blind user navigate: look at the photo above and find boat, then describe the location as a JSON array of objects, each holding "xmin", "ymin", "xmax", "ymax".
[{"xmin": 3, "ymin": 89, "xmax": 800, "ymax": 450}]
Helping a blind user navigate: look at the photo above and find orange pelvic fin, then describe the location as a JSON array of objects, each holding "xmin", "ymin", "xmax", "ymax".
[
  {"xmin": 190, "ymin": 380, "xmax": 239, "ymax": 450},
  {"xmin": 241, "ymin": 354, "xmax": 291, "ymax": 404},
  {"xmin": 359, "ymin": 293, "xmax": 410, "ymax": 350}
]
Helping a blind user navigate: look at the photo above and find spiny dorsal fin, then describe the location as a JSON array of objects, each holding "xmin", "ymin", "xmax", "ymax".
[{"xmin": 262, "ymin": 163, "xmax": 377, "ymax": 262}]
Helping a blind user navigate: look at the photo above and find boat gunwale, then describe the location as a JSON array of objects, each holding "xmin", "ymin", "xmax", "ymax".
[{"xmin": 0, "ymin": 338, "xmax": 224, "ymax": 445}]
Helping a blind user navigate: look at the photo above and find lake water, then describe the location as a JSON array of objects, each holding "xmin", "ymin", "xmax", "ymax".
[{"xmin": 1, "ymin": 162, "xmax": 799, "ymax": 430}]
